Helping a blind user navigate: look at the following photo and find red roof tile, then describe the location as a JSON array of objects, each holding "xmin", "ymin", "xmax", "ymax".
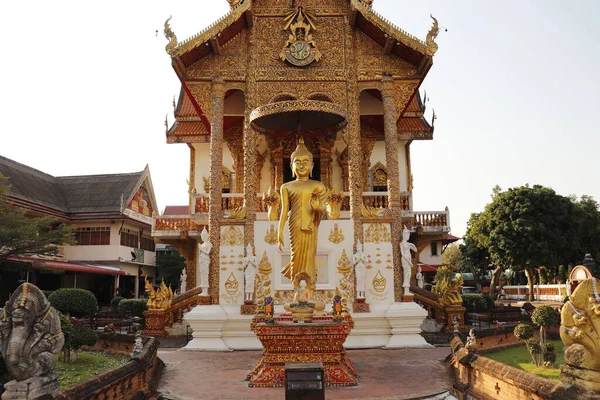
[
  {"xmin": 176, "ymin": 90, "xmax": 199, "ymax": 119},
  {"xmin": 168, "ymin": 121, "xmax": 209, "ymax": 137},
  {"xmin": 397, "ymin": 117, "xmax": 432, "ymax": 132},
  {"xmin": 163, "ymin": 205, "xmax": 189, "ymax": 215}
]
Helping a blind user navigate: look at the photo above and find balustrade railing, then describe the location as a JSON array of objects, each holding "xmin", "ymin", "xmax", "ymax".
[
  {"xmin": 154, "ymin": 216, "xmax": 205, "ymax": 232},
  {"xmin": 414, "ymin": 210, "xmax": 449, "ymax": 227},
  {"xmin": 193, "ymin": 193, "xmax": 268, "ymax": 213}
]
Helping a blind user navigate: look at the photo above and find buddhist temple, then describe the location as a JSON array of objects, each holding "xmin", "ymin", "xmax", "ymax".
[{"xmin": 153, "ymin": 0, "xmax": 451, "ymax": 350}]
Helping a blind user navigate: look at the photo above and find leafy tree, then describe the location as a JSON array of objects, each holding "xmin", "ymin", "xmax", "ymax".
[
  {"xmin": 572, "ymin": 196, "xmax": 600, "ymax": 262},
  {"xmin": 459, "ymin": 214, "xmax": 492, "ymax": 293},
  {"xmin": 69, "ymin": 326, "xmax": 99, "ymax": 362},
  {"xmin": 0, "ymin": 174, "xmax": 75, "ymax": 264},
  {"xmin": 156, "ymin": 249, "xmax": 187, "ymax": 290},
  {"xmin": 469, "ymin": 185, "xmax": 576, "ymax": 301},
  {"xmin": 442, "ymin": 243, "xmax": 461, "ymax": 271}
]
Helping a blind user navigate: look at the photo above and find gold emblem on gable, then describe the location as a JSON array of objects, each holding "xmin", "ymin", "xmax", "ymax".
[{"xmin": 280, "ymin": 7, "xmax": 321, "ymax": 67}]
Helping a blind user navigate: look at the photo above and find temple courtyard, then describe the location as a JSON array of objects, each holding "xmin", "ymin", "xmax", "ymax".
[{"xmin": 157, "ymin": 347, "xmax": 452, "ymax": 400}]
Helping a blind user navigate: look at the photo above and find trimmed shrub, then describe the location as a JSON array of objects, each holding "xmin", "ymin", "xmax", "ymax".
[
  {"xmin": 462, "ymin": 294, "xmax": 489, "ymax": 313},
  {"xmin": 514, "ymin": 323, "xmax": 534, "ymax": 340},
  {"xmin": 424, "ymin": 283, "xmax": 433, "ymax": 292},
  {"xmin": 526, "ymin": 338, "xmax": 541, "ymax": 356},
  {"xmin": 532, "ymin": 305, "xmax": 560, "ymax": 328},
  {"xmin": 118, "ymin": 299, "xmax": 147, "ymax": 318},
  {"xmin": 110, "ymin": 296, "xmax": 125, "ymax": 312},
  {"xmin": 42, "ymin": 290, "xmax": 54, "ymax": 299},
  {"xmin": 543, "ymin": 342, "xmax": 556, "ymax": 364},
  {"xmin": 48, "ymin": 289, "xmax": 98, "ymax": 317},
  {"xmin": 70, "ymin": 325, "xmax": 99, "ymax": 350}
]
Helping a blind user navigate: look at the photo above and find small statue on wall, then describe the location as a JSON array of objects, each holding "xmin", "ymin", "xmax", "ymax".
[
  {"xmin": 416, "ymin": 265, "xmax": 424, "ymax": 289},
  {"xmin": 400, "ymin": 226, "xmax": 417, "ymax": 296},
  {"xmin": 180, "ymin": 268, "xmax": 187, "ymax": 294},
  {"xmin": 197, "ymin": 227, "xmax": 213, "ymax": 296},
  {"xmin": 244, "ymin": 244, "xmax": 258, "ymax": 302},
  {"xmin": 0, "ymin": 283, "xmax": 64, "ymax": 399},
  {"xmin": 353, "ymin": 240, "xmax": 368, "ymax": 299}
]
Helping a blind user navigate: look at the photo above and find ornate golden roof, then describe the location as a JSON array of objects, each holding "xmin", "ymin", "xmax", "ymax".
[
  {"xmin": 350, "ymin": 0, "xmax": 438, "ymax": 56},
  {"xmin": 166, "ymin": 0, "xmax": 439, "ymax": 59},
  {"xmin": 166, "ymin": 1, "xmax": 251, "ymax": 58}
]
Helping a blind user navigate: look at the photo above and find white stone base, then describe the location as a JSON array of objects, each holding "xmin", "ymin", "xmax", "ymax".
[
  {"xmin": 345, "ymin": 305, "xmax": 391, "ymax": 348},
  {"xmin": 182, "ymin": 305, "xmax": 231, "ymax": 351},
  {"xmin": 384, "ymin": 302, "xmax": 433, "ymax": 349},
  {"xmin": 182, "ymin": 302, "xmax": 434, "ymax": 350},
  {"xmin": 421, "ymin": 317, "xmax": 442, "ymax": 333}
]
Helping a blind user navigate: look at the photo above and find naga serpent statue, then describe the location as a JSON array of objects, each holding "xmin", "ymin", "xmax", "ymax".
[{"xmin": 0, "ymin": 283, "xmax": 64, "ymax": 392}]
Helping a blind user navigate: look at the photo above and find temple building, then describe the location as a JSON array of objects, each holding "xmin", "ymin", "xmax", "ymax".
[
  {"xmin": 154, "ymin": 0, "xmax": 451, "ymax": 349},
  {"xmin": 0, "ymin": 155, "xmax": 159, "ymax": 304}
]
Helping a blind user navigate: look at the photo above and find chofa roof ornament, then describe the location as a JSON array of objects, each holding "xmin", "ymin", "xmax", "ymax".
[{"xmin": 164, "ymin": 16, "xmax": 178, "ymax": 56}]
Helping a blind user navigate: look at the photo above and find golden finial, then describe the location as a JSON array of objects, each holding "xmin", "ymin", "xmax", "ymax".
[{"xmin": 164, "ymin": 16, "xmax": 178, "ymax": 56}]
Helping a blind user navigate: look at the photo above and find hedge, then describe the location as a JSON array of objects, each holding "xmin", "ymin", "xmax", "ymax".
[
  {"xmin": 118, "ymin": 299, "xmax": 148, "ymax": 318},
  {"xmin": 48, "ymin": 289, "xmax": 98, "ymax": 317},
  {"xmin": 462, "ymin": 294, "xmax": 495, "ymax": 313},
  {"xmin": 110, "ymin": 296, "xmax": 125, "ymax": 312}
]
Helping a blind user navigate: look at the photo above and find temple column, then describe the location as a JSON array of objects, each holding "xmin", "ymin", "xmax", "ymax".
[
  {"xmin": 243, "ymin": 123, "xmax": 258, "ymax": 246},
  {"xmin": 382, "ymin": 74, "xmax": 402, "ymax": 209},
  {"xmin": 208, "ymin": 78, "xmax": 225, "ymax": 303},
  {"xmin": 346, "ymin": 32, "xmax": 363, "ymax": 226}
]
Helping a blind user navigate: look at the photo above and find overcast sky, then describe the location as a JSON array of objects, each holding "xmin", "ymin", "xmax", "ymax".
[{"xmin": 1, "ymin": 0, "xmax": 598, "ymax": 238}]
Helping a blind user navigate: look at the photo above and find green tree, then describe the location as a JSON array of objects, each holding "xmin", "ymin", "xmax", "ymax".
[
  {"xmin": 459, "ymin": 214, "xmax": 492, "ymax": 293},
  {"xmin": 156, "ymin": 249, "xmax": 187, "ymax": 289},
  {"xmin": 442, "ymin": 243, "xmax": 461, "ymax": 271},
  {"xmin": 572, "ymin": 196, "xmax": 600, "ymax": 262},
  {"xmin": 0, "ymin": 174, "xmax": 74, "ymax": 264},
  {"xmin": 469, "ymin": 185, "xmax": 576, "ymax": 301}
]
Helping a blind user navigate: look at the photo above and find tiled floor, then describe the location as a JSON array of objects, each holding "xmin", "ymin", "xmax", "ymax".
[{"xmin": 157, "ymin": 347, "xmax": 451, "ymax": 400}]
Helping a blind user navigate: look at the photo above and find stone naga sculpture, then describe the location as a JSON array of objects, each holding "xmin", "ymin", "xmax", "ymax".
[
  {"xmin": 0, "ymin": 283, "xmax": 64, "ymax": 398},
  {"xmin": 560, "ymin": 277, "xmax": 600, "ymax": 391}
]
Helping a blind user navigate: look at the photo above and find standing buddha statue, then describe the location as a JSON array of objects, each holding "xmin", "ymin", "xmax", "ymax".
[{"xmin": 278, "ymin": 138, "xmax": 327, "ymax": 293}]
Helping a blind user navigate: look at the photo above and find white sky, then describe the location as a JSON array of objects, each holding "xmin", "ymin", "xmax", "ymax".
[{"xmin": 1, "ymin": 0, "xmax": 599, "ymax": 238}]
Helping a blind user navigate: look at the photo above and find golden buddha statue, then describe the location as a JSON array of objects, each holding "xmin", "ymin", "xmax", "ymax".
[{"xmin": 278, "ymin": 138, "xmax": 327, "ymax": 292}]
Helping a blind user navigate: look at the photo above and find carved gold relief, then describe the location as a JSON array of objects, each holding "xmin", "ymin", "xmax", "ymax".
[
  {"xmin": 258, "ymin": 251, "xmax": 273, "ymax": 274},
  {"xmin": 364, "ymin": 223, "xmax": 391, "ymax": 244},
  {"xmin": 370, "ymin": 161, "xmax": 388, "ymax": 188},
  {"xmin": 328, "ymin": 224, "xmax": 345, "ymax": 245},
  {"xmin": 372, "ymin": 270, "xmax": 386, "ymax": 293},
  {"xmin": 225, "ymin": 272, "xmax": 240, "ymax": 295},
  {"xmin": 221, "ymin": 226, "xmax": 244, "ymax": 246},
  {"xmin": 337, "ymin": 249, "xmax": 351, "ymax": 273},
  {"xmin": 264, "ymin": 225, "xmax": 278, "ymax": 246},
  {"xmin": 280, "ymin": 7, "xmax": 321, "ymax": 67}
]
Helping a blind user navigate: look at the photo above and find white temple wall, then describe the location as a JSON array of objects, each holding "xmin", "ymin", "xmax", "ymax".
[
  {"xmin": 193, "ymin": 143, "xmax": 210, "ymax": 194},
  {"xmin": 362, "ymin": 222, "xmax": 396, "ymax": 306},
  {"xmin": 219, "ymin": 224, "xmax": 245, "ymax": 306},
  {"xmin": 398, "ymin": 141, "xmax": 408, "ymax": 192},
  {"xmin": 192, "ymin": 143, "xmax": 235, "ymax": 193}
]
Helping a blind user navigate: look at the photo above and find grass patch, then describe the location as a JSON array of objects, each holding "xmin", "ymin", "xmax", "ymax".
[
  {"xmin": 55, "ymin": 351, "xmax": 129, "ymax": 389},
  {"xmin": 485, "ymin": 340, "xmax": 565, "ymax": 381}
]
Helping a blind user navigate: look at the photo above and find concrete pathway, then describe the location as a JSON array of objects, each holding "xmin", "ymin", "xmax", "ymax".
[{"xmin": 157, "ymin": 347, "xmax": 451, "ymax": 400}]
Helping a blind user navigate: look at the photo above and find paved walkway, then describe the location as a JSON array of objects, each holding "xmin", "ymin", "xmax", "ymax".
[{"xmin": 157, "ymin": 347, "xmax": 451, "ymax": 400}]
